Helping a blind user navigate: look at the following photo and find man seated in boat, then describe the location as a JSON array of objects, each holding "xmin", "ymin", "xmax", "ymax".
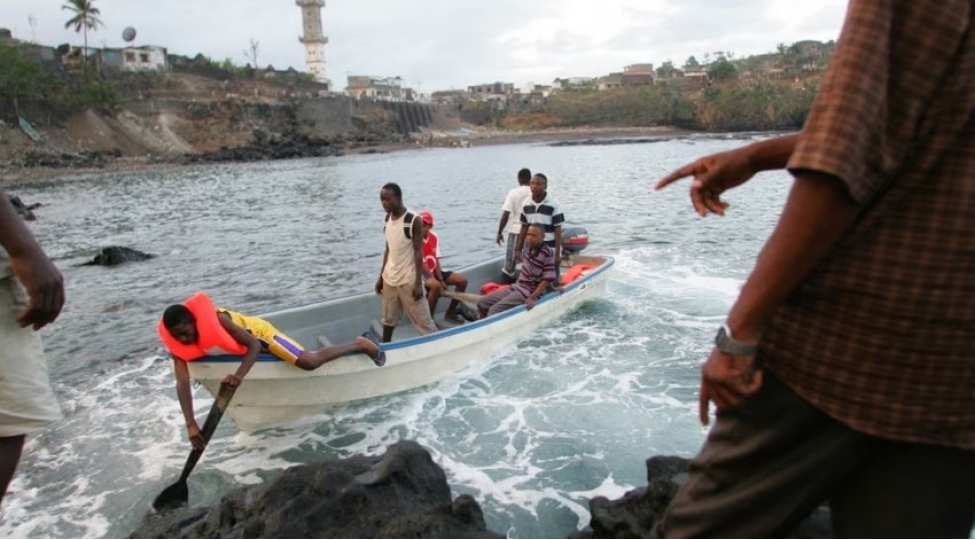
[
  {"xmin": 158, "ymin": 292, "xmax": 385, "ymax": 450},
  {"xmin": 418, "ymin": 210, "xmax": 471, "ymax": 324},
  {"xmin": 477, "ymin": 223, "xmax": 557, "ymax": 317}
]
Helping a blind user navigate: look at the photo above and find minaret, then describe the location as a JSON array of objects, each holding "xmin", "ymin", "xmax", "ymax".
[{"xmin": 296, "ymin": 0, "xmax": 328, "ymax": 85}]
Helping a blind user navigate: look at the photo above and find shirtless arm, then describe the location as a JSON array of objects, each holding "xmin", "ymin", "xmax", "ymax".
[
  {"xmin": 411, "ymin": 218, "xmax": 425, "ymax": 300},
  {"xmin": 217, "ymin": 313, "xmax": 262, "ymax": 387},
  {"xmin": 173, "ymin": 358, "xmax": 205, "ymax": 450}
]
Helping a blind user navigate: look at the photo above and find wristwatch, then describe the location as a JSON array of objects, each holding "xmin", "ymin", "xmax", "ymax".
[{"xmin": 714, "ymin": 324, "xmax": 758, "ymax": 356}]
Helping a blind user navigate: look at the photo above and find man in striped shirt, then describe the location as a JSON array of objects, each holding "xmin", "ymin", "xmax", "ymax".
[
  {"xmin": 515, "ymin": 173, "xmax": 565, "ymax": 275},
  {"xmin": 477, "ymin": 224, "xmax": 556, "ymax": 317}
]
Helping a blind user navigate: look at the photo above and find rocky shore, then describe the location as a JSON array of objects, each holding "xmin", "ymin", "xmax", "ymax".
[
  {"xmin": 131, "ymin": 440, "xmax": 831, "ymax": 539},
  {"xmin": 0, "ymin": 126, "xmax": 704, "ymax": 186}
]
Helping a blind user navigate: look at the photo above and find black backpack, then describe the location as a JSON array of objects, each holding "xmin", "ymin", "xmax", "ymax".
[{"xmin": 383, "ymin": 211, "xmax": 416, "ymax": 239}]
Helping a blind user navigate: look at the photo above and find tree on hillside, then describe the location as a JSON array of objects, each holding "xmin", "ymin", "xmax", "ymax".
[
  {"xmin": 62, "ymin": 0, "xmax": 103, "ymax": 74},
  {"xmin": 708, "ymin": 57, "xmax": 737, "ymax": 81},
  {"xmin": 244, "ymin": 39, "xmax": 260, "ymax": 70},
  {"xmin": 656, "ymin": 60, "xmax": 677, "ymax": 78},
  {"xmin": 685, "ymin": 55, "xmax": 699, "ymax": 68}
]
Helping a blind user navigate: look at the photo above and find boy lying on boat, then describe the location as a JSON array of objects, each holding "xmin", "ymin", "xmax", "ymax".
[{"xmin": 158, "ymin": 292, "xmax": 385, "ymax": 450}]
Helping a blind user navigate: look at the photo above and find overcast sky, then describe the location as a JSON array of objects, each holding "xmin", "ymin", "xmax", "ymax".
[{"xmin": 5, "ymin": 0, "xmax": 848, "ymax": 92}]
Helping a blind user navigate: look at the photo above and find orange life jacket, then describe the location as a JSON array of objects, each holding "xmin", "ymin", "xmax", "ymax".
[
  {"xmin": 559, "ymin": 264, "xmax": 596, "ymax": 285},
  {"xmin": 157, "ymin": 292, "xmax": 246, "ymax": 361}
]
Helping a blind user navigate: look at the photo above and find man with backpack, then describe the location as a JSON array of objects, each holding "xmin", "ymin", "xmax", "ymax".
[{"xmin": 375, "ymin": 182, "xmax": 438, "ymax": 342}]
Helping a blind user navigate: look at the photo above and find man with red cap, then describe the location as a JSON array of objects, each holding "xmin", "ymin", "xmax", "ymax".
[{"xmin": 418, "ymin": 210, "xmax": 470, "ymax": 324}]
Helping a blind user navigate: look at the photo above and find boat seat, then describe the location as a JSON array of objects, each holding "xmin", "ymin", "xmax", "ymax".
[{"xmin": 316, "ymin": 335, "xmax": 333, "ymax": 348}]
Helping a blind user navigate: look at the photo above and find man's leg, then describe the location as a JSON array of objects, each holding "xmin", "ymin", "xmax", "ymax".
[
  {"xmin": 424, "ymin": 275, "xmax": 442, "ymax": 317},
  {"xmin": 380, "ymin": 287, "xmax": 403, "ymax": 343},
  {"xmin": 487, "ymin": 290, "xmax": 528, "ymax": 316},
  {"xmin": 444, "ymin": 271, "xmax": 468, "ymax": 320},
  {"xmin": 0, "ymin": 435, "xmax": 25, "ymax": 507},
  {"xmin": 476, "ymin": 289, "xmax": 509, "ymax": 317},
  {"xmin": 0, "ymin": 276, "xmax": 62, "ymax": 509},
  {"xmin": 400, "ymin": 284, "xmax": 438, "ymax": 335},
  {"xmin": 660, "ymin": 371, "xmax": 875, "ymax": 538},
  {"xmin": 830, "ymin": 440, "xmax": 975, "ymax": 538}
]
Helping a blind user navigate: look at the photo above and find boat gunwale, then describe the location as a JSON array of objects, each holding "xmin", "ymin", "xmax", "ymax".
[{"xmin": 194, "ymin": 255, "xmax": 614, "ymax": 363}]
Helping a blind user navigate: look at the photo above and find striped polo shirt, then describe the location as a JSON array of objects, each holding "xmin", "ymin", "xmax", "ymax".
[
  {"xmin": 512, "ymin": 244, "xmax": 556, "ymax": 298},
  {"xmin": 520, "ymin": 194, "xmax": 565, "ymax": 246}
]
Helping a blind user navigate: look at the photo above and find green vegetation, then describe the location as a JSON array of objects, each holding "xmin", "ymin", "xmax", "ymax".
[
  {"xmin": 500, "ymin": 78, "xmax": 818, "ymax": 132},
  {"xmin": 0, "ymin": 43, "xmax": 117, "ymax": 121}
]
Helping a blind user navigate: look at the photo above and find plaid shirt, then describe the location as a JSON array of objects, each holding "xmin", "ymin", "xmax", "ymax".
[{"xmin": 763, "ymin": 0, "xmax": 975, "ymax": 448}]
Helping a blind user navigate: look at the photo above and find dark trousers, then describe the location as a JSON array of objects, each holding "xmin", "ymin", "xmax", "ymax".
[{"xmin": 660, "ymin": 371, "xmax": 975, "ymax": 538}]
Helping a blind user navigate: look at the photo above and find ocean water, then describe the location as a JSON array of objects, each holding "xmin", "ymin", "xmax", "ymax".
[{"xmin": 0, "ymin": 134, "xmax": 790, "ymax": 538}]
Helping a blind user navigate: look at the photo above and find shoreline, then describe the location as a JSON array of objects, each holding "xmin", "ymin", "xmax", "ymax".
[{"xmin": 0, "ymin": 126, "xmax": 699, "ymax": 186}]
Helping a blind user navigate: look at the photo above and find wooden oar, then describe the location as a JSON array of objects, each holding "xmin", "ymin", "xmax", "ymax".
[
  {"xmin": 441, "ymin": 290, "xmax": 484, "ymax": 305},
  {"xmin": 152, "ymin": 382, "xmax": 236, "ymax": 513}
]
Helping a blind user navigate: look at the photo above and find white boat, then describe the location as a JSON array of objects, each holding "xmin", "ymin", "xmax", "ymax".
[{"xmin": 183, "ymin": 252, "xmax": 614, "ymax": 432}]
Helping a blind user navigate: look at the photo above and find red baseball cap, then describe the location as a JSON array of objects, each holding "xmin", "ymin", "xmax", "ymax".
[{"xmin": 419, "ymin": 211, "xmax": 434, "ymax": 226}]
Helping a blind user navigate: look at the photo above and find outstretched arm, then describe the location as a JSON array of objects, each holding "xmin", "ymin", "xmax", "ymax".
[
  {"xmin": 0, "ymin": 186, "xmax": 64, "ymax": 330},
  {"xmin": 410, "ymin": 219, "xmax": 426, "ymax": 300},
  {"xmin": 217, "ymin": 313, "xmax": 262, "ymax": 387},
  {"xmin": 173, "ymin": 358, "xmax": 205, "ymax": 451},
  {"xmin": 655, "ymin": 133, "xmax": 800, "ymax": 216},
  {"xmin": 698, "ymin": 170, "xmax": 859, "ymax": 426}
]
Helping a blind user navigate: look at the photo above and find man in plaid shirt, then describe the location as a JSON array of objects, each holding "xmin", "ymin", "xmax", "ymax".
[{"xmin": 655, "ymin": 0, "xmax": 975, "ymax": 536}]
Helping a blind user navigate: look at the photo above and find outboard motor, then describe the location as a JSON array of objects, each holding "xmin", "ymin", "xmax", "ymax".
[{"xmin": 561, "ymin": 225, "xmax": 589, "ymax": 255}]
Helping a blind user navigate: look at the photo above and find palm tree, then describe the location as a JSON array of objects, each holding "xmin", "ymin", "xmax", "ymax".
[{"xmin": 62, "ymin": 0, "xmax": 103, "ymax": 72}]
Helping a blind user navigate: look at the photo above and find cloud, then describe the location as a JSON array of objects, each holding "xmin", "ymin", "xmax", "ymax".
[{"xmin": 3, "ymin": 0, "xmax": 847, "ymax": 92}]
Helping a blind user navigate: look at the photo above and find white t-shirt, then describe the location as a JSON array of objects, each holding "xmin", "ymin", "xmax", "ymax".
[{"xmin": 501, "ymin": 185, "xmax": 532, "ymax": 236}]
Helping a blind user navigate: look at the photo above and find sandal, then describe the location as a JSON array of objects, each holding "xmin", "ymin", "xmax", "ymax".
[
  {"xmin": 359, "ymin": 330, "xmax": 386, "ymax": 367},
  {"xmin": 444, "ymin": 312, "xmax": 465, "ymax": 325}
]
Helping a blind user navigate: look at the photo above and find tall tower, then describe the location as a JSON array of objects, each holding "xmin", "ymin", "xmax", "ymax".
[{"xmin": 297, "ymin": 0, "xmax": 328, "ymax": 85}]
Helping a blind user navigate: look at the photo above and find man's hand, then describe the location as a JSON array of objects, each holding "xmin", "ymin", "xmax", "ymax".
[
  {"xmin": 698, "ymin": 348, "xmax": 763, "ymax": 425},
  {"xmin": 375, "ymin": 276, "xmax": 384, "ymax": 295},
  {"xmin": 525, "ymin": 296, "xmax": 536, "ymax": 310},
  {"xmin": 655, "ymin": 148, "xmax": 757, "ymax": 217},
  {"xmin": 222, "ymin": 374, "xmax": 242, "ymax": 388},
  {"xmin": 187, "ymin": 421, "xmax": 206, "ymax": 451},
  {"xmin": 9, "ymin": 250, "xmax": 64, "ymax": 330},
  {"xmin": 496, "ymin": 232, "xmax": 504, "ymax": 245}
]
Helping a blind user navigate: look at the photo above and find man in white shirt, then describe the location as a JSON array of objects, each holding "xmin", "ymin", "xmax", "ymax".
[{"xmin": 495, "ymin": 168, "xmax": 532, "ymax": 283}]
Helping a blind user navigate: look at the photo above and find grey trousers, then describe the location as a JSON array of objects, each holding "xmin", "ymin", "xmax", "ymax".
[
  {"xmin": 477, "ymin": 288, "xmax": 526, "ymax": 316},
  {"xmin": 660, "ymin": 371, "xmax": 975, "ymax": 538}
]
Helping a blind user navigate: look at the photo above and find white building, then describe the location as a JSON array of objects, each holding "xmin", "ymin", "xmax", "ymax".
[{"xmin": 296, "ymin": 0, "xmax": 328, "ymax": 85}]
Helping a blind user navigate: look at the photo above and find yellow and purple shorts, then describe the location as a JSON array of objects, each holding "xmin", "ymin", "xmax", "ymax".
[{"xmin": 220, "ymin": 309, "xmax": 304, "ymax": 364}]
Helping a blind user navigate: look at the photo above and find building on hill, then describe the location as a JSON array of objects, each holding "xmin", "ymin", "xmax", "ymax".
[
  {"xmin": 467, "ymin": 82, "xmax": 514, "ymax": 97},
  {"xmin": 0, "ymin": 29, "xmax": 61, "ymax": 69},
  {"xmin": 296, "ymin": 0, "xmax": 328, "ymax": 86},
  {"xmin": 596, "ymin": 73, "xmax": 623, "ymax": 91},
  {"xmin": 100, "ymin": 45, "xmax": 168, "ymax": 72},
  {"xmin": 346, "ymin": 75, "xmax": 414, "ymax": 101},
  {"xmin": 431, "ymin": 89, "xmax": 467, "ymax": 106},
  {"xmin": 622, "ymin": 63, "xmax": 655, "ymax": 86},
  {"xmin": 552, "ymin": 77, "xmax": 595, "ymax": 91}
]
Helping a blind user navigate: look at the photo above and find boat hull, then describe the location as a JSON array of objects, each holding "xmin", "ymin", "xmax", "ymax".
[{"xmin": 184, "ymin": 255, "xmax": 613, "ymax": 431}]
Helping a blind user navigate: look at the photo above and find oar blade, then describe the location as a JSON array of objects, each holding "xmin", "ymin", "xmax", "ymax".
[{"xmin": 151, "ymin": 480, "xmax": 189, "ymax": 512}]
